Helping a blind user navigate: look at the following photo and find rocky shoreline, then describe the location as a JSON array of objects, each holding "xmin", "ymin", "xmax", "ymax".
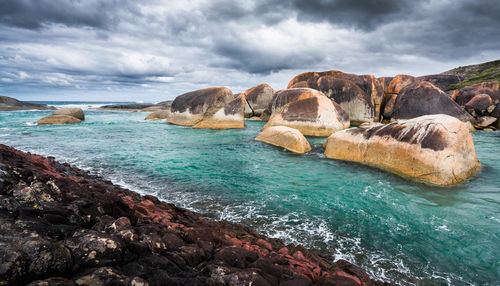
[{"xmin": 0, "ymin": 144, "xmax": 391, "ymax": 286}]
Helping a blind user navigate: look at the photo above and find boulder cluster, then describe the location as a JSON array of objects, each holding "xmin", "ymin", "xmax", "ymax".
[
  {"xmin": 37, "ymin": 108, "xmax": 85, "ymax": 125},
  {"xmin": 0, "ymin": 144, "xmax": 388, "ymax": 286},
  {"xmin": 151, "ymin": 69, "xmax": 491, "ymax": 185}
]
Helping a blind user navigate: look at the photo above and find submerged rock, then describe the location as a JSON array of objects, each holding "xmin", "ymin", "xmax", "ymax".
[
  {"xmin": 53, "ymin": 108, "xmax": 85, "ymax": 121},
  {"xmin": 264, "ymin": 90, "xmax": 350, "ymax": 136},
  {"xmin": 255, "ymin": 126, "xmax": 311, "ymax": 153},
  {"xmin": 167, "ymin": 87, "xmax": 235, "ymax": 127},
  {"xmin": 0, "ymin": 144, "xmax": 386, "ymax": 285},
  {"xmin": 324, "ymin": 114, "xmax": 480, "ymax": 186},
  {"xmin": 37, "ymin": 115, "xmax": 82, "ymax": 125}
]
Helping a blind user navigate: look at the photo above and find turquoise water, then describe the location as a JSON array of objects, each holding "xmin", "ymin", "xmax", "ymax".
[{"xmin": 1, "ymin": 103, "xmax": 499, "ymax": 285}]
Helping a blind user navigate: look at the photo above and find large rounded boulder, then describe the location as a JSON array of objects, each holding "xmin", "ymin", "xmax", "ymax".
[
  {"xmin": 264, "ymin": 91, "xmax": 350, "ymax": 136},
  {"xmin": 244, "ymin": 84, "xmax": 274, "ymax": 117},
  {"xmin": 317, "ymin": 77, "xmax": 374, "ymax": 124},
  {"xmin": 455, "ymin": 82, "xmax": 499, "ymax": 107},
  {"xmin": 255, "ymin": 126, "xmax": 311, "ymax": 154},
  {"xmin": 167, "ymin": 87, "xmax": 235, "ymax": 127},
  {"xmin": 324, "ymin": 114, "xmax": 480, "ymax": 186},
  {"xmin": 391, "ymin": 81, "xmax": 474, "ymax": 124},
  {"xmin": 53, "ymin": 108, "xmax": 85, "ymax": 121},
  {"xmin": 381, "ymin": 75, "xmax": 419, "ymax": 120},
  {"xmin": 270, "ymin": 88, "xmax": 324, "ymax": 115},
  {"xmin": 37, "ymin": 115, "xmax": 82, "ymax": 125},
  {"xmin": 193, "ymin": 93, "xmax": 246, "ymax": 129}
]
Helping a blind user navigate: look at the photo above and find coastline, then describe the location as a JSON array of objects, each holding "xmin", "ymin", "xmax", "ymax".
[{"xmin": 0, "ymin": 144, "xmax": 391, "ymax": 285}]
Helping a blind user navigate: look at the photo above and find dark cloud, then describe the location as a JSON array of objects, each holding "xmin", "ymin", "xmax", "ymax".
[
  {"xmin": 0, "ymin": 0, "xmax": 498, "ymax": 100},
  {"xmin": 0, "ymin": 0, "xmax": 135, "ymax": 29}
]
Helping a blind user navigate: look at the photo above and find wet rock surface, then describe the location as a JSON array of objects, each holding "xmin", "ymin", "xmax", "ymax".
[{"xmin": 0, "ymin": 144, "xmax": 390, "ymax": 285}]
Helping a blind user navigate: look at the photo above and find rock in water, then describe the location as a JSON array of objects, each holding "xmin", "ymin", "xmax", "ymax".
[
  {"xmin": 270, "ymin": 88, "xmax": 324, "ymax": 114},
  {"xmin": 53, "ymin": 108, "xmax": 85, "ymax": 121},
  {"xmin": 264, "ymin": 89, "xmax": 350, "ymax": 136},
  {"xmin": 244, "ymin": 84, "xmax": 274, "ymax": 117},
  {"xmin": 317, "ymin": 77, "xmax": 374, "ymax": 124},
  {"xmin": 167, "ymin": 87, "xmax": 234, "ymax": 127},
  {"xmin": 324, "ymin": 114, "xmax": 480, "ymax": 186},
  {"xmin": 391, "ymin": 81, "xmax": 474, "ymax": 123},
  {"xmin": 144, "ymin": 110, "xmax": 170, "ymax": 121},
  {"xmin": 255, "ymin": 126, "xmax": 312, "ymax": 154},
  {"xmin": 193, "ymin": 93, "xmax": 246, "ymax": 129},
  {"xmin": 37, "ymin": 115, "xmax": 82, "ymax": 125}
]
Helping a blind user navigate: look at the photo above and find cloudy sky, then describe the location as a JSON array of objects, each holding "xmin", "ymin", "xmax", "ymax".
[{"xmin": 0, "ymin": 0, "xmax": 499, "ymax": 101}]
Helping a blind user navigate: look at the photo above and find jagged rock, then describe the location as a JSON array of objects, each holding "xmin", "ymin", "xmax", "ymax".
[
  {"xmin": 255, "ymin": 126, "xmax": 312, "ymax": 154},
  {"xmin": 391, "ymin": 81, "xmax": 474, "ymax": 124},
  {"xmin": 324, "ymin": 115, "xmax": 480, "ymax": 185},
  {"xmin": 0, "ymin": 144, "xmax": 388, "ymax": 285},
  {"xmin": 37, "ymin": 115, "xmax": 82, "ymax": 125},
  {"xmin": 0, "ymin": 95, "xmax": 52, "ymax": 111},
  {"xmin": 53, "ymin": 108, "xmax": 85, "ymax": 121},
  {"xmin": 193, "ymin": 93, "xmax": 245, "ymax": 129},
  {"xmin": 244, "ymin": 84, "xmax": 275, "ymax": 117},
  {"xmin": 264, "ymin": 92, "xmax": 350, "ymax": 136},
  {"xmin": 144, "ymin": 110, "xmax": 170, "ymax": 121},
  {"xmin": 167, "ymin": 87, "xmax": 234, "ymax": 127}
]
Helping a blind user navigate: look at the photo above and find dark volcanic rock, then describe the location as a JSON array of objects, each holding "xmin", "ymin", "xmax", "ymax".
[
  {"xmin": 392, "ymin": 81, "xmax": 474, "ymax": 123},
  {"xmin": 0, "ymin": 95, "xmax": 53, "ymax": 111},
  {"xmin": 0, "ymin": 144, "xmax": 390, "ymax": 285}
]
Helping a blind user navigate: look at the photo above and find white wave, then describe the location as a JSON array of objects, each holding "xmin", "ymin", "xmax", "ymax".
[{"xmin": 25, "ymin": 122, "xmax": 37, "ymax": 126}]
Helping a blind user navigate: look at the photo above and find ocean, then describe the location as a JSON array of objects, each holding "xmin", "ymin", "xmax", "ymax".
[{"xmin": 1, "ymin": 102, "xmax": 499, "ymax": 285}]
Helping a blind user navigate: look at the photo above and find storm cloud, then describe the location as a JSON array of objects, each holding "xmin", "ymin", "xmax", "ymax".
[{"xmin": 0, "ymin": 0, "xmax": 498, "ymax": 101}]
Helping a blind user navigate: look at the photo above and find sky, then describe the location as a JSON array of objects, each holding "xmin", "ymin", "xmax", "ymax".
[{"xmin": 0, "ymin": 0, "xmax": 499, "ymax": 102}]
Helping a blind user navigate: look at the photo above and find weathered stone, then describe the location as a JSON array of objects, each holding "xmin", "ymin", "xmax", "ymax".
[
  {"xmin": 474, "ymin": 116, "xmax": 497, "ymax": 129},
  {"xmin": 144, "ymin": 110, "xmax": 170, "ymax": 121},
  {"xmin": 255, "ymin": 126, "xmax": 312, "ymax": 154},
  {"xmin": 416, "ymin": 74, "xmax": 462, "ymax": 91},
  {"xmin": 324, "ymin": 115, "xmax": 480, "ymax": 185},
  {"xmin": 53, "ymin": 108, "xmax": 85, "ymax": 121},
  {"xmin": 317, "ymin": 77, "xmax": 374, "ymax": 124},
  {"xmin": 167, "ymin": 87, "xmax": 233, "ymax": 127},
  {"xmin": 264, "ymin": 93, "xmax": 350, "ymax": 136},
  {"xmin": 193, "ymin": 92, "xmax": 245, "ymax": 129},
  {"xmin": 455, "ymin": 82, "xmax": 500, "ymax": 107},
  {"xmin": 392, "ymin": 81, "xmax": 474, "ymax": 124},
  {"xmin": 37, "ymin": 115, "xmax": 82, "ymax": 125},
  {"xmin": 465, "ymin": 94, "xmax": 494, "ymax": 115},
  {"xmin": 244, "ymin": 83, "xmax": 275, "ymax": 117},
  {"xmin": 0, "ymin": 96, "xmax": 52, "ymax": 111}
]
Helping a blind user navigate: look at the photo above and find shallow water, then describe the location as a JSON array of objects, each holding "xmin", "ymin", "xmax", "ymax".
[{"xmin": 1, "ymin": 103, "xmax": 499, "ymax": 285}]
